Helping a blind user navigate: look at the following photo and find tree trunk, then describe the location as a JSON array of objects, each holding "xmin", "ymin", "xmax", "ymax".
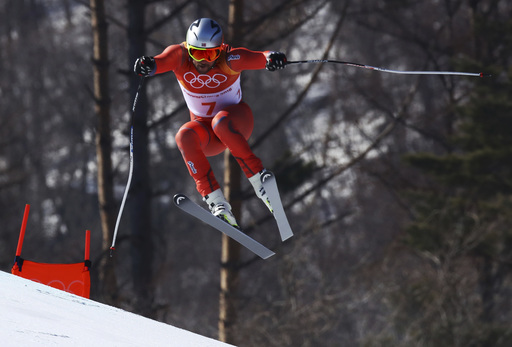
[
  {"xmin": 219, "ymin": 0, "xmax": 244, "ymax": 343},
  {"xmin": 90, "ymin": 0, "xmax": 118, "ymax": 304},
  {"xmin": 219, "ymin": 152, "xmax": 242, "ymax": 343},
  {"xmin": 127, "ymin": 0, "xmax": 154, "ymax": 318}
]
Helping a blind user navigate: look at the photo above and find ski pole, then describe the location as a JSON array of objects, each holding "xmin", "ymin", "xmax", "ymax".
[
  {"xmin": 110, "ymin": 76, "xmax": 145, "ymax": 257},
  {"xmin": 286, "ymin": 60, "xmax": 491, "ymax": 77}
]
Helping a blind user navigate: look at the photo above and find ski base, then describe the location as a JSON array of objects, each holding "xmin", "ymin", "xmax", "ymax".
[
  {"xmin": 173, "ymin": 194, "xmax": 275, "ymax": 260},
  {"xmin": 261, "ymin": 171, "xmax": 294, "ymax": 241}
]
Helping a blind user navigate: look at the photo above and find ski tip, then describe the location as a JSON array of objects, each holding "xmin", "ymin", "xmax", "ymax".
[
  {"xmin": 173, "ymin": 194, "xmax": 186, "ymax": 206},
  {"xmin": 260, "ymin": 170, "xmax": 274, "ymax": 183}
]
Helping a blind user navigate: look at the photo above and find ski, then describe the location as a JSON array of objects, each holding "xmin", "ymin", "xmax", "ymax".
[
  {"xmin": 261, "ymin": 171, "xmax": 294, "ymax": 241},
  {"xmin": 173, "ymin": 194, "xmax": 275, "ymax": 260}
]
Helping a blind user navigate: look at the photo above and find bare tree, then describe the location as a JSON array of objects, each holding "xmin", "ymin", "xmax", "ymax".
[
  {"xmin": 217, "ymin": 1, "xmax": 244, "ymax": 343},
  {"xmin": 90, "ymin": 0, "xmax": 119, "ymax": 305},
  {"xmin": 127, "ymin": 0, "xmax": 154, "ymax": 318}
]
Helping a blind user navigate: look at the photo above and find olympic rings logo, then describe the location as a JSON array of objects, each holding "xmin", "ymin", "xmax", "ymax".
[
  {"xmin": 30, "ymin": 278, "xmax": 86, "ymax": 295},
  {"xmin": 183, "ymin": 72, "xmax": 228, "ymax": 89}
]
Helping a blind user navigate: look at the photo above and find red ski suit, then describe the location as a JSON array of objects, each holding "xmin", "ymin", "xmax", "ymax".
[{"xmin": 153, "ymin": 43, "xmax": 269, "ymax": 197}]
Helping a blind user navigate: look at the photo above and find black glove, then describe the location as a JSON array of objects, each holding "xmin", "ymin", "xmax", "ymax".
[
  {"xmin": 266, "ymin": 52, "xmax": 287, "ymax": 71},
  {"xmin": 134, "ymin": 56, "xmax": 155, "ymax": 76}
]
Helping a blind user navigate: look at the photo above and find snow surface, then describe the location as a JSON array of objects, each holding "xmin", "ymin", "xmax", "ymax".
[{"xmin": 0, "ymin": 271, "xmax": 235, "ymax": 347}]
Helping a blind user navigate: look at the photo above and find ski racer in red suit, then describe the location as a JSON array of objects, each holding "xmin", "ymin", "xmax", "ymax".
[{"xmin": 134, "ymin": 18, "xmax": 287, "ymax": 228}]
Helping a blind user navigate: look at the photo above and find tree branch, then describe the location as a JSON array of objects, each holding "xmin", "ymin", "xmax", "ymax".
[{"xmin": 252, "ymin": 3, "xmax": 350, "ymax": 149}]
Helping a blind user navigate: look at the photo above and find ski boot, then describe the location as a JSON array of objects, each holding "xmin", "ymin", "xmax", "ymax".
[
  {"xmin": 203, "ymin": 189, "xmax": 240, "ymax": 229},
  {"xmin": 249, "ymin": 170, "xmax": 274, "ymax": 213}
]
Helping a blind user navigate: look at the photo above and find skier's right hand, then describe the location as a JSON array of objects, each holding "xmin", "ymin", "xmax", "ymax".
[{"xmin": 134, "ymin": 56, "xmax": 155, "ymax": 76}]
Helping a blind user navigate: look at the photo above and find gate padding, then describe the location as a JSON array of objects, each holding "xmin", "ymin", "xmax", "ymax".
[{"xmin": 12, "ymin": 204, "xmax": 91, "ymax": 298}]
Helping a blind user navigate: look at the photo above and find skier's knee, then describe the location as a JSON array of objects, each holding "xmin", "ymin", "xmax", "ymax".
[
  {"xmin": 212, "ymin": 114, "xmax": 229, "ymax": 134},
  {"xmin": 175, "ymin": 127, "xmax": 200, "ymax": 148}
]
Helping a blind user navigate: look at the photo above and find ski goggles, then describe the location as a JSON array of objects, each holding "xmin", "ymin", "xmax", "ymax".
[{"xmin": 188, "ymin": 46, "xmax": 222, "ymax": 62}]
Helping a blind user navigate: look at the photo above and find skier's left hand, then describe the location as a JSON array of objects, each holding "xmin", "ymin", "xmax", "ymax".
[{"xmin": 266, "ymin": 52, "xmax": 287, "ymax": 71}]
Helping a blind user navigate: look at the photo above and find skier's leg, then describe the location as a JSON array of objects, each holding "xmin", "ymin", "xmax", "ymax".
[
  {"xmin": 175, "ymin": 119, "xmax": 239, "ymax": 226},
  {"xmin": 212, "ymin": 102, "xmax": 272, "ymax": 212},
  {"xmin": 211, "ymin": 101, "xmax": 264, "ymax": 176},
  {"xmin": 175, "ymin": 119, "xmax": 222, "ymax": 197}
]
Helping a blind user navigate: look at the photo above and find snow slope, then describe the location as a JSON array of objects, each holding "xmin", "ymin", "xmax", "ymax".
[{"xmin": 0, "ymin": 271, "xmax": 235, "ymax": 347}]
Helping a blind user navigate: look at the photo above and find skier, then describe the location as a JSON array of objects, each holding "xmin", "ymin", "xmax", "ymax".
[{"xmin": 134, "ymin": 18, "xmax": 287, "ymax": 229}]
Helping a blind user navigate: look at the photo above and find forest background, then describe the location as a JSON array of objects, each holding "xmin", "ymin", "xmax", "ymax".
[{"xmin": 1, "ymin": 0, "xmax": 511, "ymax": 346}]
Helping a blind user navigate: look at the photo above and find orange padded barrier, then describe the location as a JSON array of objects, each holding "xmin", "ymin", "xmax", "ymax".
[{"xmin": 12, "ymin": 204, "xmax": 91, "ymax": 298}]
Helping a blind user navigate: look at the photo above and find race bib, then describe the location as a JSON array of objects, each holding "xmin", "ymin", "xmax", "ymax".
[{"xmin": 178, "ymin": 74, "xmax": 242, "ymax": 117}]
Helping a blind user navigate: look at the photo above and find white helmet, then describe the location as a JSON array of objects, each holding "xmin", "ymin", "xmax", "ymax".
[{"xmin": 186, "ymin": 18, "xmax": 223, "ymax": 49}]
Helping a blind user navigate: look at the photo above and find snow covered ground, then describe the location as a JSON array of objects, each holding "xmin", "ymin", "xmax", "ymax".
[{"xmin": 0, "ymin": 271, "xmax": 235, "ymax": 347}]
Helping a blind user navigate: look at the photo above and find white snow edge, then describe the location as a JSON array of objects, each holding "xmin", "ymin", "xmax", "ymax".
[{"xmin": 0, "ymin": 270, "xmax": 235, "ymax": 347}]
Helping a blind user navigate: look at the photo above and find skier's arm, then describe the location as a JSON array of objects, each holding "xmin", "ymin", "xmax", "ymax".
[
  {"xmin": 227, "ymin": 48, "xmax": 287, "ymax": 72},
  {"xmin": 133, "ymin": 44, "xmax": 185, "ymax": 76},
  {"xmin": 153, "ymin": 44, "xmax": 186, "ymax": 74}
]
